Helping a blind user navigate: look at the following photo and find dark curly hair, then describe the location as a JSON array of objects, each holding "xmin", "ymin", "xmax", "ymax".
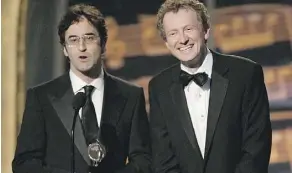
[{"xmin": 58, "ymin": 3, "xmax": 108, "ymax": 50}]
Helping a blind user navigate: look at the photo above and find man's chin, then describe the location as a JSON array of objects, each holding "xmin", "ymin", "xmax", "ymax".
[
  {"xmin": 179, "ymin": 54, "xmax": 203, "ymax": 67},
  {"xmin": 178, "ymin": 55, "xmax": 197, "ymax": 62},
  {"xmin": 77, "ymin": 67, "xmax": 92, "ymax": 74},
  {"xmin": 79, "ymin": 65, "xmax": 101, "ymax": 77},
  {"xmin": 80, "ymin": 69, "xmax": 92, "ymax": 74}
]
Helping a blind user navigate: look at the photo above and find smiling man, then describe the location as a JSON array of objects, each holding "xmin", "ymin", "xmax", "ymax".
[
  {"xmin": 149, "ymin": 0, "xmax": 272, "ymax": 173},
  {"xmin": 12, "ymin": 4, "xmax": 151, "ymax": 173}
]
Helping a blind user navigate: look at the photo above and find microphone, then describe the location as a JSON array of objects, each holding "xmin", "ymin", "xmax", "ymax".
[
  {"xmin": 72, "ymin": 92, "xmax": 86, "ymax": 110},
  {"xmin": 71, "ymin": 92, "xmax": 86, "ymax": 173}
]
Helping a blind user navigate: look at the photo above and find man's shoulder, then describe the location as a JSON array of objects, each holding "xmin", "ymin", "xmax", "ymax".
[
  {"xmin": 28, "ymin": 73, "xmax": 69, "ymax": 93},
  {"xmin": 213, "ymin": 51, "xmax": 264, "ymax": 82},
  {"xmin": 213, "ymin": 51, "xmax": 260, "ymax": 69},
  {"xmin": 149, "ymin": 63, "xmax": 179, "ymax": 90},
  {"xmin": 106, "ymin": 73, "xmax": 143, "ymax": 95}
]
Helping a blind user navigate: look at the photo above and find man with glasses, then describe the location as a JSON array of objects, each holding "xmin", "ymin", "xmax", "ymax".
[{"xmin": 12, "ymin": 4, "xmax": 151, "ymax": 173}]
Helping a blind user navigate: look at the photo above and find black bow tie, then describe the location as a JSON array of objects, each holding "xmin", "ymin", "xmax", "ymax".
[{"xmin": 180, "ymin": 70, "xmax": 208, "ymax": 87}]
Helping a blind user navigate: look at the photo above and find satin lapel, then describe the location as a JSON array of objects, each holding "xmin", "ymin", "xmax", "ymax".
[
  {"xmin": 204, "ymin": 51, "xmax": 229, "ymax": 159},
  {"xmin": 169, "ymin": 64, "xmax": 203, "ymax": 160},
  {"xmin": 169, "ymin": 83, "xmax": 204, "ymax": 160},
  {"xmin": 99, "ymin": 73, "xmax": 127, "ymax": 145},
  {"xmin": 49, "ymin": 74, "xmax": 90, "ymax": 165}
]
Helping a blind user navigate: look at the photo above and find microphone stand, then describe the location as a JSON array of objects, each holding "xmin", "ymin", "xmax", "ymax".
[{"xmin": 71, "ymin": 109, "xmax": 79, "ymax": 173}]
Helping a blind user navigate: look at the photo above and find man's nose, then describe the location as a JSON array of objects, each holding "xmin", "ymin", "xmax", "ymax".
[
  {"xmin": 78, "ymin": 40, "xmax": 87, "ymax": 52},
  {"xmin": 179, "ymin": 33, "xmax": 188, "ymax": 44}
]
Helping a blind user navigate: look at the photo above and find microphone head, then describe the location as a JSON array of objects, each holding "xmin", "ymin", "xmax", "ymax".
[{"xmin": 72, "ymin": 92, "xmax": 86, "ymax": 110}]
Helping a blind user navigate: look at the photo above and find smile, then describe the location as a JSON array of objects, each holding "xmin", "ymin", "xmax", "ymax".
[{"xmin": 178, "ymin": 45, "xmax": 193, "ymax": 52}]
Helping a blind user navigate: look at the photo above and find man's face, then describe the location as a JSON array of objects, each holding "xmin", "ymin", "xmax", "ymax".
[
  {"xmin": 163, "ymin": 8, "xmax": 209, "ymax": 63},
  {"xmin": 63, "ymin": 17, "xmax": 102, "ymax": 75}
]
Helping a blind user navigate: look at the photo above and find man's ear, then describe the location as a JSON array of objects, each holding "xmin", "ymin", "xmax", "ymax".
[
  {"xmin": 63, "ymin": 46, "xmax": 68, "ymax": 57},
  {"xmin": 101, "ymin": 46, "xmax": 106, "ymax": 55},
  {"xmin": 204, "ymin": 28, "xmax": 210, "ymax": 40},
  {"xmin": 165, "ymin": 41, "xmax": 170, "ymax": 50}
]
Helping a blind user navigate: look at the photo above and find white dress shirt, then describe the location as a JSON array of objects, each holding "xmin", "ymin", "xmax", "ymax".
[
  {"xmin": 181, "ymin": 50, "xmax": 213, "ymax": 158},
  {"xmin": 69, "ymin": 70, "xmax": 104, "ymax": 126}
]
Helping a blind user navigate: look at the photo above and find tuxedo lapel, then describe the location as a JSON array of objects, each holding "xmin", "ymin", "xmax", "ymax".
[
  {"xmin": 99, "ymin": 73, "xmax": 127, "ymax": 144},
  {"xmin": 49, "ymin": 73, "xmax": 90, "ymax": 165},
  {"xmin": 169, "ymin": 83, "xmax": 204, "ymax": 160},
  {"xmin": 169, "ymin": 64, "xmax": 204, "ymax": 161},
  {"xmin": 204, "ymin": 51, "xmax": 229, "ymax": 159}
]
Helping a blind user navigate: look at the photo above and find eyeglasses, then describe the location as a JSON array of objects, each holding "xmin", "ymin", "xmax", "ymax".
[{"xmin": 66, "ymin": 35, "xmax": 99, "ymax": 47}]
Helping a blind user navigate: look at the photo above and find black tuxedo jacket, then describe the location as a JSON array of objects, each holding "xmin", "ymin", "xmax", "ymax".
[
  {"xmin": 149, "ymin": 51, "xmax": 272, "ymax": 173},
  {"xmin": 12, "ymin": 72, "xmax": 151, "ymax": 173}
]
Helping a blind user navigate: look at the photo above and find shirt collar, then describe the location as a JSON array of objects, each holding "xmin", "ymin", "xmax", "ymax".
[
  {"xmin": 180, "ymin": 49, "xmax": 213, "ymax": 78},
  {"xmin": 69, "ymin": 69, "xmax": 104, "ymax": 94}
]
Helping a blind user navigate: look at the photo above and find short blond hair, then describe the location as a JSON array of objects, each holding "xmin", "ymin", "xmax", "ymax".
[{"xmin": 157, "ymin": 0, "xmax": 210, "ymax": 40}]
